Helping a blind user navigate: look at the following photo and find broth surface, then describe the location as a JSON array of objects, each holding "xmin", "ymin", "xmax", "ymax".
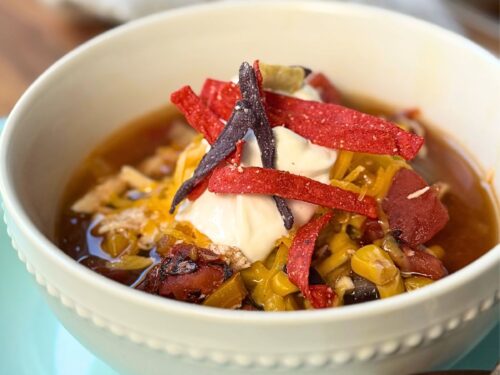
[{"xmin": 57, "ymin": 99, "xmax": 499, "ymax": 283}]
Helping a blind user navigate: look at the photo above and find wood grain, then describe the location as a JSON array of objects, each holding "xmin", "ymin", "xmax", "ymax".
[
  {"xmin": 0, "ymin": 0, "xmax": 497, "ymax": 115},
  {"xmin": 0, "ymin": 0, "xmax": 112, "ymax": 114}
]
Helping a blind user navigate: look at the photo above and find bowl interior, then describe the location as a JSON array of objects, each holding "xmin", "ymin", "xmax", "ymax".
[{"xmin": 3, "ymin": 1, "xmax": 499, "ymax": 244}]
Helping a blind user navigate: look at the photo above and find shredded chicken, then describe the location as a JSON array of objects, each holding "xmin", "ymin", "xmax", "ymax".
[
  {"xmin": 119, "ymin": 166, "xmax": 154, "ymax": 190},
  {"xmin": 72, "ymin": 166, "xmax": 153, "ymax": 214},
  {"xmin": 71, "ymin": 176, "xmax": 127, "ymax": 213},
  {"xmin": 137, "ymin": 225, "xmax": 160, "ymax": 250},
  {"xmin": 73, "ymin": 151, "xmax": 250, "ymax": 272},
  {"xmin": 98, "ymin": 207, "xmax": 148, "ymax": 234},
  {"xmin": 138, "ymin": 147, "xmax": 180, "ymax": 178},
  {"xmin": 208, "ymin": 244, "xmax": 251, "ymax": 271}
]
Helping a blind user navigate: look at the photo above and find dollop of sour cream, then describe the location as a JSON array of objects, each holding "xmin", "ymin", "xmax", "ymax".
[
  {"xmin": 176, "ymin": 85, "xmax": 336, "ymax": 262},
  {"xmin": 284, "ymin": 83, "xmax": 322, "ymax": 102}
]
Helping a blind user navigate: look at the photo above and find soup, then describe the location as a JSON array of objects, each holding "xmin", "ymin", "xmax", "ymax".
[{"xmin": 57, "ymin": 62, "xmax": 498, "ymax": 311}]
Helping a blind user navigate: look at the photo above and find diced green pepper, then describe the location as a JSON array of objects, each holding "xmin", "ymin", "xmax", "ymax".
[
  {"xmin": 203, "ymin": 273, "xmax": 248, "ymax": 309},
  {"xmin": 260, "ymin": 62, "xmax": 305, "ymax": 93}
]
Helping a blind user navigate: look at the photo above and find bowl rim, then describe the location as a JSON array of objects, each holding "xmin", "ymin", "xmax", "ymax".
[{"xmin": 0, "ymin": 0, "xmax": 499, "ymax": 324}]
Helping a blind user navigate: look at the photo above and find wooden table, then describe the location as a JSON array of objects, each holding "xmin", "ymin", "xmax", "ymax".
[
  {"xmin": 1, "ymin": 0, "xmax": 498, "ymax": 115},
  {"xmin": 0, "ymin": 0, "xmax": 112, "ymax": 114}
]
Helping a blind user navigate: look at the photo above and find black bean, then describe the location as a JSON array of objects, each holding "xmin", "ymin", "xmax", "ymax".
[
  {"xmin": 343, "ymin": 273, "xmax": 379, "ymax": 305},
  {"xmin": 308, "ymin": 267, "xmax": 325, "ymax": 285}
]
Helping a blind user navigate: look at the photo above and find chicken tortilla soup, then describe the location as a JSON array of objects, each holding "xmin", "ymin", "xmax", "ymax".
[{"xmin": 57, "ymin": 62, "xmax": 498, "ymax": 311}]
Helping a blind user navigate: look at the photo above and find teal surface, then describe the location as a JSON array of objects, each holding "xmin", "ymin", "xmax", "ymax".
[{"xmin": 0, "ymin": 118, "xmax": 497, "ymax": 374}]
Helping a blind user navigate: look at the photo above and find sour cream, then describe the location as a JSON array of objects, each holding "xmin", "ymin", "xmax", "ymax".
[
  {"xmin": 177, "ymin": 125, "xmax": 337, "ymax": 262},
  {"xmin": 282, "ymin": 83, "xmax": 322, "ymax": 102},
  {"xmin": 176, "ymin": 84, "xmax": 335, "ymax": 262}
]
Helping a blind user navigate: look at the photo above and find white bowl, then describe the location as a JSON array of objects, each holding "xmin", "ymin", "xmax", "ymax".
[{"xmin": 1, "ymin": 2, "xmax": 499, "ymax": 374}]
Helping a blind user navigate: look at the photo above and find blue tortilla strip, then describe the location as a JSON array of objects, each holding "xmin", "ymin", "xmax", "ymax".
[
  {"xmin": 238, "ymin": 62, "xmax": 294, "ymax": 229},
  {"xmin": 169, "ymin": 99, "xmax": 255, "ymax": 213}
]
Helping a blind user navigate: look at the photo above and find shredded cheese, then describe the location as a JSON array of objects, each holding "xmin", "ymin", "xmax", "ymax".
[{"xmin": 407, "ymin": 186, "xmax": 430, "ymax": 200}]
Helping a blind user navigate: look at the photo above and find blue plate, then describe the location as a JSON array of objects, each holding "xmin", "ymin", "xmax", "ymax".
[{"xmin": 0, "ymin": 118, "xmax": 497, "ymax": 374}]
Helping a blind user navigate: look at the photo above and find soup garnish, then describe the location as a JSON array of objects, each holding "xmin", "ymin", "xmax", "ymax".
[{"xmin": 58, "ymin": 61, "xmax": 498, "ymax": 311}]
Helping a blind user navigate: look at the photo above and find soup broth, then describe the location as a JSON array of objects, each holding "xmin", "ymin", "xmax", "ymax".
[{"xmin": 57, "ymin": 98, "xmax": 499, "ymax": 293}]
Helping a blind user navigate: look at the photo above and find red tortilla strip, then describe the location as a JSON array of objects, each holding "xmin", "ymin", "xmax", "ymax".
[
  {"xmin": 208, "ymin": 166, "xmax": 378, "ymax": 218},
  {"xmin": 186, "ymin": 141, "xmax": 243, "ymax": 202},
  {"xmin": 287, "ymin": 212, "xmax": 334, "ymax": 309},
  {"xmin": 199, "ymin": 80, "xmax": 424, "ymax": 160},
  {"xmin": 200, "ymin": 79, "xmax": 246, "ymax": 119},
  {"xmin": 266, "ymin": 92, "xmax": 423, "ymax": 160},
  {"xmin": 187, "ymin": 178, "xmax": 209, "ymax": 201},
  {"xmin": 306, "ymin": 72, "xmax": 341, "ymax": 104},
  {"xmin": 382, "ymin": 168, "xmax": 449, "ymax": 247},
  {"xmin": 170, "ymin": 85, "xmax": 224, "ymax": 144},
  {"xmin": 199, "ymin": 79, "xmax": 228, "ymax": 109},
  {"xmin": 309, "ymin": 285, "xmax": 335, "ymax": 309},
  {"xmin": 231, "ymin": 139, "xmax": 244, "ymax": 165},
  {"xmin": 172, "ymin": 87, "xmax": 247, "ymax": 202}
]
